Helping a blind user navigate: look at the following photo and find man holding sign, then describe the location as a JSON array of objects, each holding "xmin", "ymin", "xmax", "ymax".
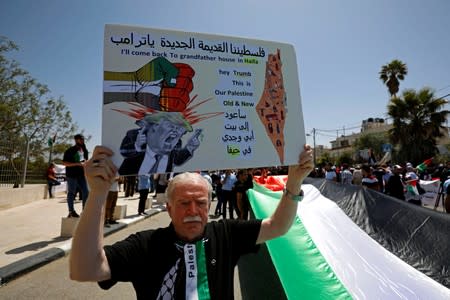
[{"xmin": 70, "ymin": 144, "xmax": 313, "ymax": 299}]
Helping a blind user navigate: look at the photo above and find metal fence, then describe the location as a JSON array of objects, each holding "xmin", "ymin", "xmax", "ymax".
[{"xmin": 0, "ymin": 141, "xmax": 25, "ymax": 187}]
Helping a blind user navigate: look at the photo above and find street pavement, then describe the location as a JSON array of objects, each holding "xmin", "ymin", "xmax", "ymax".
[{"xmin": 0, "ymin": 189, "xmax": 173, "ymax": 286}]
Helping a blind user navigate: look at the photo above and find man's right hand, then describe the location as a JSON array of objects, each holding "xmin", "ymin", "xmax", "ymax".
[
  {"xmin": 85, "ymin": 146, "xmax": 118, "ymax": 197},
  {"xmin": 71, "ymin": 146, "xmax": 116, "ymax": 282}
]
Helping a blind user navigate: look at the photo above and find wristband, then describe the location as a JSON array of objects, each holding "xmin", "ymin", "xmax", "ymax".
[{"xmin": 283, "ymin": 187, "xmax": 304, "ymax": 201}]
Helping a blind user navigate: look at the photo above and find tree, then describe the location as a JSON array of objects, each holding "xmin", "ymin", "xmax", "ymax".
[
  {"xmin": 0, "ymin": 36, "xmax": 81, "ymax": 184},
  {"xmin": 434, "ymin": 143, "xmax": 450, "ymax": 165},
  {"xmin": 317, "ymin": 152, "xmax": 332, "ymax": 166},
  {"xmin": 0, "ymin": 37, "xmax": 27, "ymax": 134},
  {"xmin": 387, "ymin": 87, "xmax": 449, "ymax": 165},
  {"xmin": 379, "ymin": 59, "xmax": 408, "ymax": 99},
  {"xmin": 335, "ymin": 151, "xmax": 354, "ymax": 166}
]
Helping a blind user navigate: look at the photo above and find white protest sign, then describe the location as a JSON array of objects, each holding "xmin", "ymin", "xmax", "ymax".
[{"xmin": 103, "ymin": 24, "xmax": 305, "ymax": 175}]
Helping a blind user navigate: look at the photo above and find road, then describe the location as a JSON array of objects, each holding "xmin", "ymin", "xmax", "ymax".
[{"xmin": 0, "ymin": 207, "xmax": 243, "ymax": 299}]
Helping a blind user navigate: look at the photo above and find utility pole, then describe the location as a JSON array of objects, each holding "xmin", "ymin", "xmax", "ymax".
[
  {"xmin": 21, "ymin": 137, "xmax": 30, "ymax": 188},
  {"xmin": 312, "ymin": 128, "xmax": 316, "ymax": 167},
  {"xmin": 306, "ymin": 129, "xmax": 317, "ymax": 167}
]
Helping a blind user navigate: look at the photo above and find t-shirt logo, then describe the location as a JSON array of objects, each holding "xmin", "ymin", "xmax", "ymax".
[{"xmin": 75, "ymin": 149, "xmax": 85, "ymax": 162}]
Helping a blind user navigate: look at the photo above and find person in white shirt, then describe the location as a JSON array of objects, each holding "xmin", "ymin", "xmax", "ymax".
[
  {"xmin": 220, "ymin": 170, "xmax": 238, "ymax": 219},
  {"xmin": 324, "ymin": 162, "xmax": 337, "ymax": 182},
  {"xmin": 340, "ymin": 163, "xmax": 353, "ymax": 185}
]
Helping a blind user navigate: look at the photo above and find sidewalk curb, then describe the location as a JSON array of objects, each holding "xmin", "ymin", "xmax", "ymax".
[
  {"xmin": 0, "ymin": 248, "xmax": 65, "ymax": 286},
  {"xmin": 0, "ymin": 208, "xmax": 162, "ymax": 286}
]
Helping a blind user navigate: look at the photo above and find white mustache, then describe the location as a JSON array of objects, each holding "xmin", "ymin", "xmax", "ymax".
[{"xmin": 183, "ymin": 216, "xmax": 202, "ymax": 223}]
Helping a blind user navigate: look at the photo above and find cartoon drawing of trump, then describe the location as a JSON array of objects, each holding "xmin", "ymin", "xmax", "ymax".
[{"xmin": 118, "ymin": 111, "xmax": 203, "ymax": 176}]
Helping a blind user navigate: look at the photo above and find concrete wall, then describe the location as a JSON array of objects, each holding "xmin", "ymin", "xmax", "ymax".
[{"xmin": 0, "ymin": 184, "xmax": 48, "ymax": 210}]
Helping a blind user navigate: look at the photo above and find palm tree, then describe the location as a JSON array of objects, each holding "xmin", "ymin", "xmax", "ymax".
[
  {"xmin": 387, "ymin": 87, "xmax": 449, "ymax": 164},
  {"xmin": 379, "ymin": 59, "xmax": 408, "ymax": 98}
]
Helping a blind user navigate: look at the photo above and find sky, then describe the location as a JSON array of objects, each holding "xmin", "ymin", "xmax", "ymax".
[{"xmin": 1, "ymin": 0, "xmax": 450, "ymax": 151}]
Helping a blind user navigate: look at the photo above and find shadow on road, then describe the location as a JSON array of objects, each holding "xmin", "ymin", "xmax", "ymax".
[{"xmin": 5, "ymin": 237, "xmax": 70, "ymax": 254}]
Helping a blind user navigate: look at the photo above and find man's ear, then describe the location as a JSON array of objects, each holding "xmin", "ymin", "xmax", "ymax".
[{"xmin": 166, "ymin": 201, "xmax": 173, "ymax": 218}]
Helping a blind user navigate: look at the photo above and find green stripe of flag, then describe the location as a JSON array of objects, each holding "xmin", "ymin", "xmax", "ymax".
[
  {"xmin": 195, "ymin": 240, "xmax": 211, "ymax": 300},
  {"xmin": 249, "ymin": 184, "xmax": 352, "ymax": 299}
]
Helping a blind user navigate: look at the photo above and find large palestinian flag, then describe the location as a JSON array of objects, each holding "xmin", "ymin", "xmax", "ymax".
[{"xmin": 240, "ymin": 176, "xmax": 450, "ymax": 299}]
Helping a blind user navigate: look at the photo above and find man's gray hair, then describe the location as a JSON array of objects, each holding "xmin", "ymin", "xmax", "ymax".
[{"xmin": 165, "ymin": 172, "xmax": 213, "ymax": 202}]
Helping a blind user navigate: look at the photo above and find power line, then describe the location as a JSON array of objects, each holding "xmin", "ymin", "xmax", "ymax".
[
  {"xmin": 315, "ymin": 125, "xmax": 361, "ymax": 133},
  {"xmin": 437, "ymin": 93, "xmax": 450, "ymax": 100},
  {"xmin": 437, "ymin": 84, "xmax": 450, "ymax": 93},
  {"xmin": 316, "ymin": 132, "xmax": 337, "ymax": 138},
  {"xmin": 308, "ymin": 116, "xmax": 391, "ymax": 136},
  {"xmin": 310, "ymin": 125, "xmax": 361, "ymax": 134}
]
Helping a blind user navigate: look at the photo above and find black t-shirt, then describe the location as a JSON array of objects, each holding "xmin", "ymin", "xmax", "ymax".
[
  {"xmin": 386, "ymin": 174, "xmax": 405, "ymax": 200},
  {"xmin": 63, "ymin": 145, "xmax": 88, "ymax": 177},
  {"xmin": 234, "ymin": 180, "xmax": 250, "ymax": 202},
  {"xmin": 99, "ymin": 219, "xmax": 262, "ymax": 299}
]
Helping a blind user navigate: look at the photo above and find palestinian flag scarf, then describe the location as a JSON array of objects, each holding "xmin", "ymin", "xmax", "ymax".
[{"xmin": 157, "ymin": 240, "xmax": 211, "ymax": 299}]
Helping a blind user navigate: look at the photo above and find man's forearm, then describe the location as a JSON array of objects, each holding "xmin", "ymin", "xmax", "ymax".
[
  {"xmin": 256, "ymin": 145, "xmax": 313, "ymax": 244},
  {"xmin": 256, "ymin": 180, "xmax": 300, "ymax": 244},
  {"xmin": 69, "ymin": 191, "xmax": 111, "ymax": 282}
]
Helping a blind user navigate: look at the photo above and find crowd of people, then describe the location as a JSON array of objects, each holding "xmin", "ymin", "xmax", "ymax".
[
  {"xmin": 309, "ymin": 160, "xmax": 450, "ymax": 212},
  {"xmin": 51, "ymin": 163, "xmax": 277, "ymax": 228},
  {"xmin": 49, "ymin": 134, "xmax": 450, "ymax": 217},
  {"xmin": 118, "ymin": 167, "xmax": 278, "ymax": 221}
]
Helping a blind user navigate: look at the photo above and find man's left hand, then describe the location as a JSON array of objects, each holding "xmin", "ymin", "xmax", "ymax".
[
  {"xmin": 185, "ymin": 128, "xmax": 202, "ymax": 154},
  {"xmin": 285, "ymin": 144, "xmax": 314, "ymax": 193}
]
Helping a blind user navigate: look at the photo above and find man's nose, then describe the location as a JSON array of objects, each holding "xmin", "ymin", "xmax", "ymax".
[{"xmin": 187, "ymin": 201, "xmax": 198, "ymax": 214}]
